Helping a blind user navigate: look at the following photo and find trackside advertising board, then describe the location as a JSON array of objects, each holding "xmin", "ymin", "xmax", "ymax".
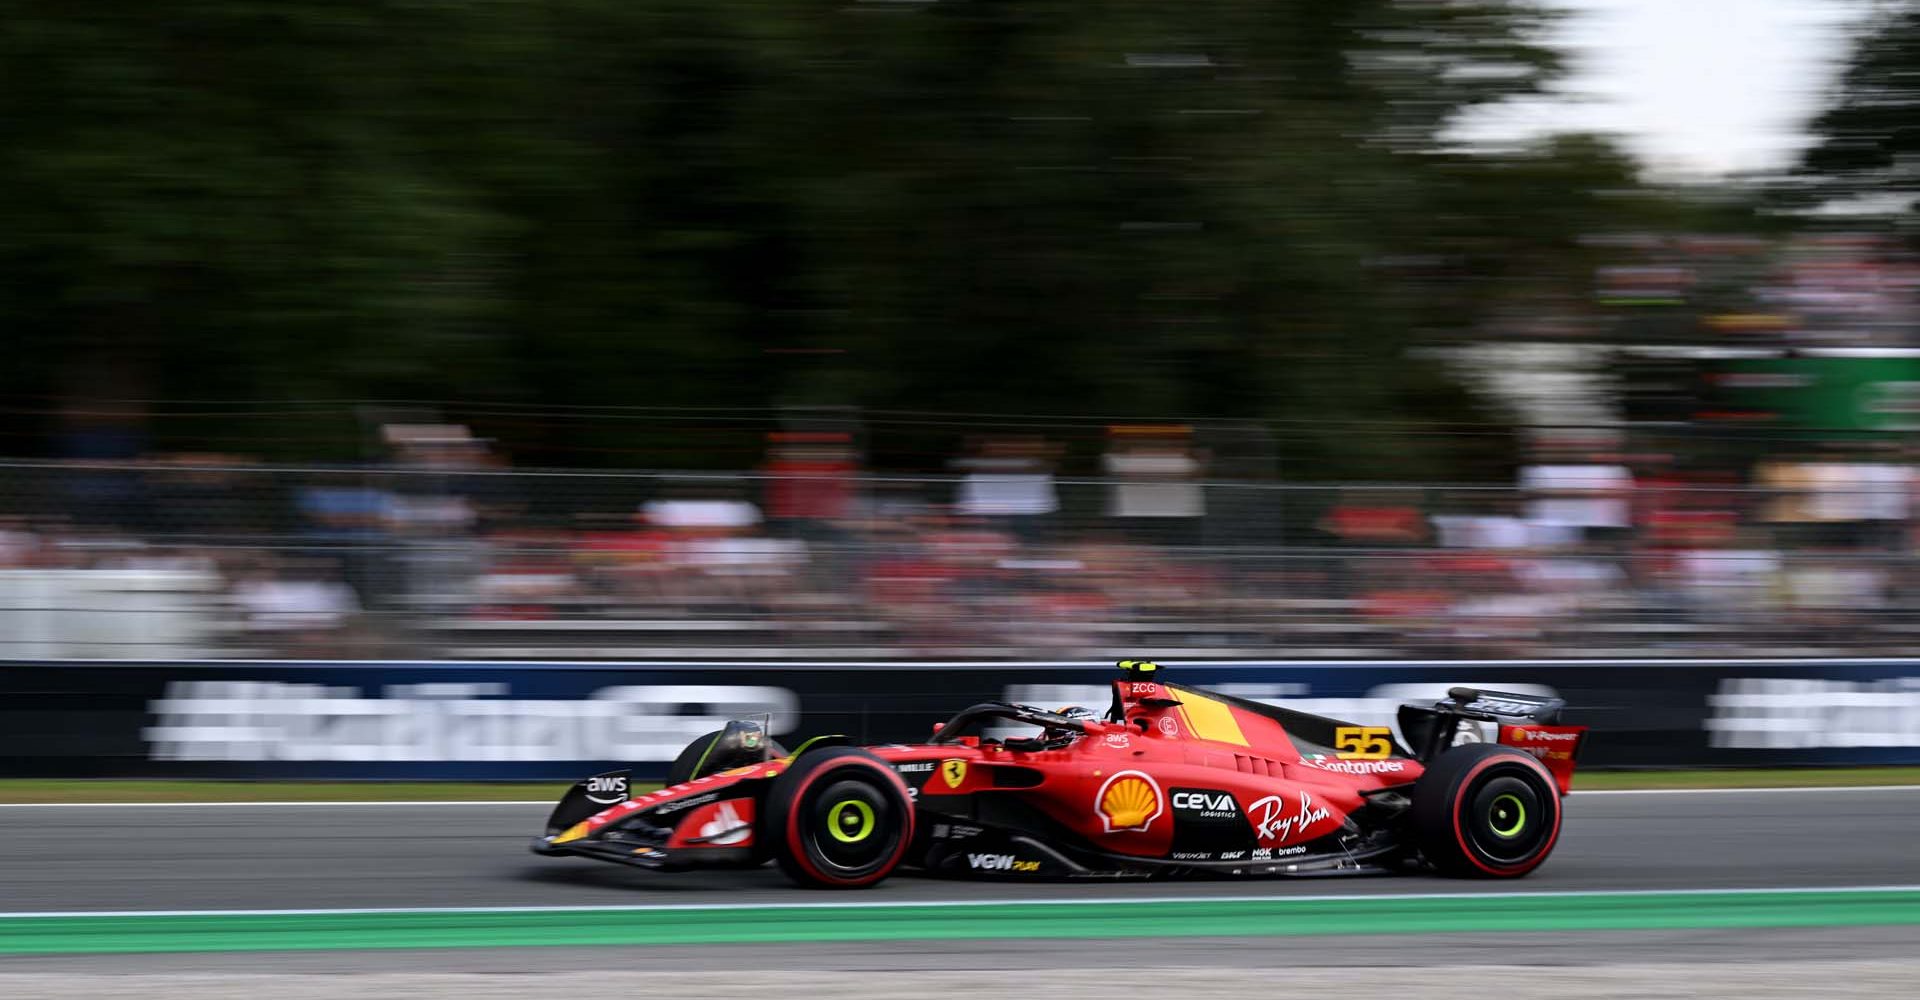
[{"xmin": 1, "ymin": 660, "xmax": 1918, "ymax": 779}]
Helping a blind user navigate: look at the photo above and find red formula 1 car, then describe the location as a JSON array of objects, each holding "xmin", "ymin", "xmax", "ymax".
[{"xmin": 532, "ymin": 661, "xmax": 1587, "ymax": 887}]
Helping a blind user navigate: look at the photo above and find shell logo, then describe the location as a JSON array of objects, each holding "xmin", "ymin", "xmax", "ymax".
[{"xmin": 1095, "ymin": 770, "xmax": 1163, "ymax": 833}]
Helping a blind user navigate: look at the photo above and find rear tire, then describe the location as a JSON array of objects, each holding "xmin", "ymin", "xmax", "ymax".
[
  {"xmin": 765, "ymin": 748, "xmax": 914, "ymax": 889},
  {"xmin": 1412, "ymin": 744, "xmax": 1562, "ymax": 878}
]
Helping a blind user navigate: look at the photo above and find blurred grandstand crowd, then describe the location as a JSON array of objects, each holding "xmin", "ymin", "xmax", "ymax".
[
  {"xmin": 8, "ymin": 232, "xmax": 1920, "ymax": 661},
  {"xmin": 3, "ymin": 425, "xmax": 1920, "ymax": 662}
]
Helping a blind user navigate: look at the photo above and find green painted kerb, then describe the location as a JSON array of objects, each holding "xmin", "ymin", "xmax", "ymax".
[{"xmin": 2, "ymin": 890, "xmax": 1918, "ymax": 955}]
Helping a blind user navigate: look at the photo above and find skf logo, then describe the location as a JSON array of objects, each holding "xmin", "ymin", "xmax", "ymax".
[
  {"xmin": 1095, "ymin": 770, "xmax": 1164, "ymax": 833},
  {"xmin": 941, "ymin": 759, "xmax": 968, "ymax": 789}
]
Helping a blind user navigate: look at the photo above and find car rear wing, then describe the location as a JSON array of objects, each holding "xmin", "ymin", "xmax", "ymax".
[
  {"xmin": 1398, "ymin": 687, "xmax": 1564, "ymax": 758},
  {"xmin": 1398, "ymin": 687, "xmax": 1586, "ymax": 793}
]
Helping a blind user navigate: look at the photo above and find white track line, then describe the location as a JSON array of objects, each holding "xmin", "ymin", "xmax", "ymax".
[
  {"xmin": 3, "ymin": 884, "xmax": 1918, "ymax": 920},
  {"xmin": 4, "ymin": 784, "xmax": 1919, "ymax": 807}
]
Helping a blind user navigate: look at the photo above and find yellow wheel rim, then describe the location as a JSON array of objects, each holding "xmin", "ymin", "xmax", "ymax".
[
  {"xmin": 1490, "ymin": 793, "xmax": 1527, "ymax": 838},
  {"xmin": 827, "ymin": 799, "xmax": 875, "ymax": 843}
]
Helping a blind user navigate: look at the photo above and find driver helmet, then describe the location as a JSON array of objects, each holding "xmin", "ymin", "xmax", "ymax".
[{"xmin": 1044, "ymin": 705, "xmax": 1098, "ymax": 746}]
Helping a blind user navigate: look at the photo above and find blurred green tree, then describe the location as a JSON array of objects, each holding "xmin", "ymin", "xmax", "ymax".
[
  {"xmin": 1799, "ymin": 2, "xmax": 1920, "ymax": 219},
  {"xmin": 0, "ymin": 1, "xmax": 1654, "ymax": 477}
]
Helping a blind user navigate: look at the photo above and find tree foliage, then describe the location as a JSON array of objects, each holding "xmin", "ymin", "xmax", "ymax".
[
  {"xmin": 0, "ymin": 1, "xmax": 1636, "ymax": 476},
  {"xmin": 1800, "ymin": 3, "xmax": 1920, "ymax": 213}
]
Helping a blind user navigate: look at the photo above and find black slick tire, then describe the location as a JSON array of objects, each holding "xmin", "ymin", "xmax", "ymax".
[
  {"xmin": 1411, "ymin": 743, "xmax": 1562, "ymax": 878},
  {"xmin": 765, "ymin": 747, "xmax": 914, "ymax": 889}
]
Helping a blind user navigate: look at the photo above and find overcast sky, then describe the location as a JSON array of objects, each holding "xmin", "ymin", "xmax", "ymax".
[{"xmin": 1456, "ymin": 0, "xmax": 1873, "ymax": 178}]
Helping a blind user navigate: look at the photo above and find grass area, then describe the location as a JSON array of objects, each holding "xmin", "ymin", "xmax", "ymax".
[{"xmin": 0, "ymin": 767, "xmax": 1917, "ymax": 803}]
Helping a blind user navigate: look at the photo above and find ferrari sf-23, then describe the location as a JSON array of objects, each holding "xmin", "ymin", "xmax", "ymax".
[{"xmin": 532, "ymin": 661, "xmax": 1588, "ymax": 888}]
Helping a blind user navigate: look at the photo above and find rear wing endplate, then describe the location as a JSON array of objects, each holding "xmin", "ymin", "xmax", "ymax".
[{"xmin": 1397, "ymin": 687, "xmax": 1568, "ymax": 763}]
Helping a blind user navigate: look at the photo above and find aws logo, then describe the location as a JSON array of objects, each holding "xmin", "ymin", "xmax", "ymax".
[{"xmin": 1095, "ymin": 770, "xmax": 1164, "ymax": 833}]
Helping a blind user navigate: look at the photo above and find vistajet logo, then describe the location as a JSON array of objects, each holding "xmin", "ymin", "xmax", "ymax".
[{"xmin": 143, "ymin": 681, "xmax": 798, "ymax": 762}]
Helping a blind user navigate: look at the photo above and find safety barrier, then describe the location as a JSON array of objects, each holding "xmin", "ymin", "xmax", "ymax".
[{"xmin": 3, "ymin": 658, "xmax": 1917, "ymax": 779}]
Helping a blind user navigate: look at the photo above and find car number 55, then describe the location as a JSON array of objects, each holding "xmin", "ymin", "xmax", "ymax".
[{"xmin": 1334, "ymin": 726, "xmax": 1393, "ymax": 759}]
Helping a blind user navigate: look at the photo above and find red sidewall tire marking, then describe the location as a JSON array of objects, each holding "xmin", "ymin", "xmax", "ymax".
[
  {"xmin": 1449, "ymin": 753, "xmax": 1562, "ymax": 877},
  {"xmin": 782, "ymin": 756, "xmax": 914, "ymax": 887}
]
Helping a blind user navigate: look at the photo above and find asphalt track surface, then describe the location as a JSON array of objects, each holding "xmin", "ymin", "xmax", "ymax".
[
  {"xmin": 2, "ymin": 788, "xmax": 1918, "ymax": 976},
  {"xmin": 1, "ymin": 787, "xmax": 1915, "ymax": 912}
]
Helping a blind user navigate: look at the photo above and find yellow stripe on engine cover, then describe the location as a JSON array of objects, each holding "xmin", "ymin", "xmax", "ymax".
[{"xmin": 1176, "ymin": 691, "xmax": 1248, "ymax": 746}]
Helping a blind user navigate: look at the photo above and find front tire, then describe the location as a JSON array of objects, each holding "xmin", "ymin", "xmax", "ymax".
[
  {"xmin": 1412, "ymin": 744, "xmax": 1562, "ymax": 877},
  {"xmin": 765, "ymin": 748, "xmax": 914, "ymax": 889}
]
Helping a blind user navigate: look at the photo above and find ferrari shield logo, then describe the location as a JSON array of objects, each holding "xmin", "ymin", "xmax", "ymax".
[{"xmin": 941, "ymin": 759, "xmax": 968, "ymax": 789}]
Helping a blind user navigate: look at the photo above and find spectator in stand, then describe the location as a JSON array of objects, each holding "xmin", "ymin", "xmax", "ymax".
[
  {"xmin": 230, "ymin": 556, "xmax": 361, "ymax": 655},
  {"xmin": 296, "ymin": 479, "xmax": 391, "ymax": 608},
  {"xmin": 1102, "ymin": 425, "xmax": 1205, "ymax": 545},
  {"xmin": 0, "ymin": 516, "xmax": 42, "ymax": 567},
  {"xmin": 763, "ymin": 432, "xmax": 858, "ymax": 533},
  {"xmin": 1757, "ymin": 451, "xmax": 1912, "ymax": 549},
  {"xmin": 1318, "ymin": 489, "xmax": 1429, "ymax": 545},
  {"xmin": 54, "ymin": 400, "xmax": 147, "ymax": 528},
  {"xmin": 383, "ymin": 424, "xmax": 490, "ymax": 610},
  {"xmin": 1670, "ymin": 529, "xmax": 1782, "ymax": 626},
  {"xmin": 472, "ymin": 526, "xmax": 579, "ymax": 619},
  {"xmin": 1519, "ymin": 435, "xmax": 1633, "ymax": 547},
  {"xmin": 954, "ymin": 436, "xmax": 1060, "ymax": 541},
  {"xmin": 1431, "ymin": 494, "xmax": 1565, "ymax": 550}
]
